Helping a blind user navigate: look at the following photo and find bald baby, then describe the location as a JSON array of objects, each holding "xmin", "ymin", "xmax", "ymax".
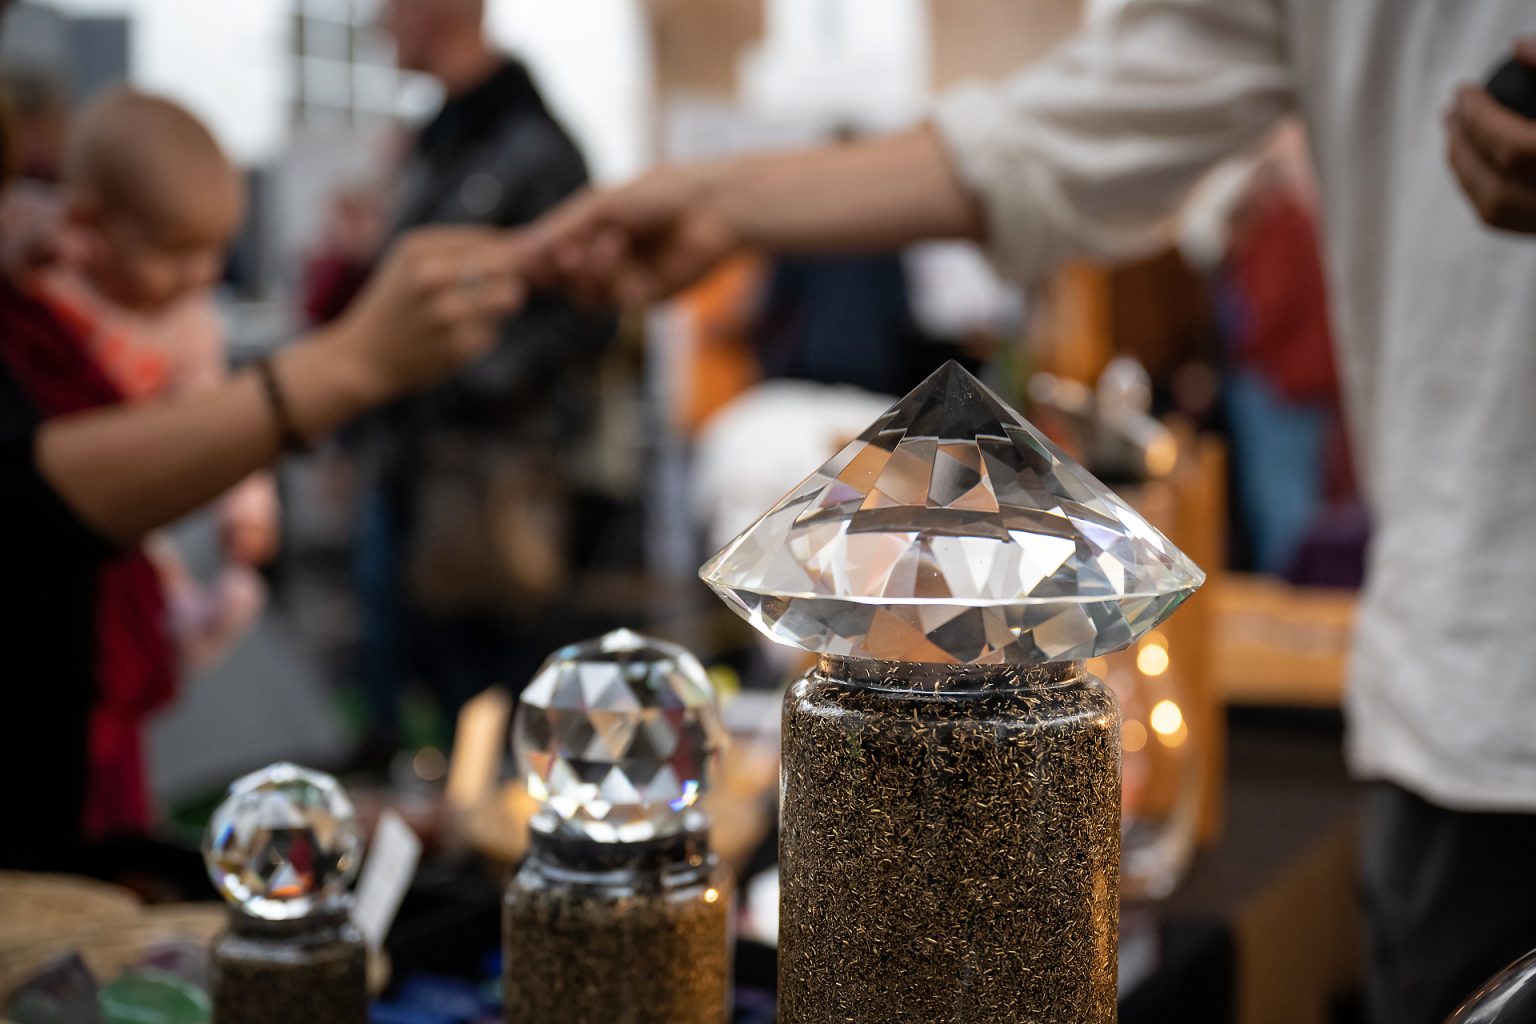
[{"xmin": 62, "ymin": 87, "xmax": 244, "ymax": 313}]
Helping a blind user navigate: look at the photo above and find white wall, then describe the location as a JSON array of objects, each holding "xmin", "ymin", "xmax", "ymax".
[
  {"xmin": 486, "ymin": 0, "xmax": 653, "ymax": 183},
  {"xmin": 39, "ymin": 0, "xmax": 289, "ymax": 166},
  {"xmin": 36, "ymin": 0, "xmax": 658, "ymax": 179},
  {"xmin": 742, "ymin": 0, "xmax": 930, "ymax": 129}
]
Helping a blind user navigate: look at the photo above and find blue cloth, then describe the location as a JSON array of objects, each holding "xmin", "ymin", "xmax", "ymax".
[
  {"xmin": 757, "ymin": 255, "xmax": 918, "ymax": 396},
  {"xmin": 355, "ymin": 485, "xmax": 410, "ymax": 734},
  {"xmin": 1224, "ymin": 369, "xmax": 1327, "ymax": 574}
]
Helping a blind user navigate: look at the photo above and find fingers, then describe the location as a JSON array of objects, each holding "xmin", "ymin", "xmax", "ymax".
[
  {"xmin": 520, "ymin": 201, "xmax": 638, "ymax": 308},
  {"xmin": 429, "ymin": 259, "xmax": 525, "ymax": 325},
  {"xmin": 520, "ymin": 174, "xmax": 702, "ymax": 305},
  {"xmin": 521, "ymin": 187, "xmax": 610, "ymax": 285},
  {"xmin": 464, "ymin": 237, "xmax": 529, "ymax": 317},
  {"xmin": 456, "ymin": 168, "xmax": 731, "ymax": 309},
  {"xmin": 563, "ymin": 226, "xmax": 634, "ymax": 307},
  {"xmin": 394, "ymin": 232, "xmax": 527, "ymax": 320},
  {"xmin": 1445, "ymin": 102, "xmax": 1536, "ymax": 233},
  {"xmin": 1454, "ymin": 85, "xmax": 1536, "ymax": 177}
]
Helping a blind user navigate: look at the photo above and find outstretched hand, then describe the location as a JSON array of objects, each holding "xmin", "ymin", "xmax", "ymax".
[
  {"xmin": 518, "ymin": 166, "xmax": 743, "ymax": 309},
  {"xmin": 1446, "ymin": 39, "xmax": 1536, "ymax": 235},
  {"xmin": 517, "ymin": 126, "xmax": 983, "ymax": 307}
]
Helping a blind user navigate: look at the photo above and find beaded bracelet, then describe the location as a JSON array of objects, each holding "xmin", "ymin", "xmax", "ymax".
[{"xmin": 254, "ymin": 355, "xmax": 312, "ymax": 454}]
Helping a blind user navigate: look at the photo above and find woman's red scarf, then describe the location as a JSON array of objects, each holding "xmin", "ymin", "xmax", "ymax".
[{"xmin": 0, "ymin": 280, "xmax": 175, "ymax": 838}]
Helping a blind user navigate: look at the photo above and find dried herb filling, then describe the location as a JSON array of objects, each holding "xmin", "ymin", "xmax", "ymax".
[
  {"xmin": 778, "ymin": 657, "xmax": 1120, "ymax": 1024},
  {"xmin": 504, "ymin": 831, "xmax": 731, "ymax": 1024},
  {"xmin": 211, "ymin": 913, "xmax": 367, "ymax": 1024}
]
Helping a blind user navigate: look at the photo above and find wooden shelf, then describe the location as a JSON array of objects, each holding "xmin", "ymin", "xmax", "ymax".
[{"xmin": 1212, "ymin": 575, "xmax": 1356, "ymax": 708}]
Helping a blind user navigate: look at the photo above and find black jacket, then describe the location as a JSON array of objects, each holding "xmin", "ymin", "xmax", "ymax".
[{"xmin": 364, "ymin": 60, "xmax": 613, "ymax": 479}]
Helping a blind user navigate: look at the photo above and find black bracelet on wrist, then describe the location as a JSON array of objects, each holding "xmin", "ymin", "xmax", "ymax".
[{"xmin": 254, "ymin": 355, "xmax": 312, "ymax": 455}]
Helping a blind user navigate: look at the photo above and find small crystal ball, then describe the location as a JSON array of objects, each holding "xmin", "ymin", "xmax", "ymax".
[
  {"xmin": 515, "ymin": 629, "xmax": 727, "ymax": 843},
  {"xmin": 203, "ymin": 763, "xmax": 363, "ymax": 921}
]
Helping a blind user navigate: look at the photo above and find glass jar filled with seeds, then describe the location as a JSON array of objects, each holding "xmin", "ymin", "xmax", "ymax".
[
  {"xmin": 702, "ymin": 363, "xmax": 1204, "ymax": 1024},
  {"xmin": 505, "ymin": 630, "xmax": 731, "ymax": 1024},
  {"xmin": 203, "ymin": 763, "xmax": 367, "ymax": 1024}
]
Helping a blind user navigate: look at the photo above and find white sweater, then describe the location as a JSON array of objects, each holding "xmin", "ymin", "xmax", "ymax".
[{"xmin": 934, "ymin": 0, "xmax": 1536, "ymax": 811}]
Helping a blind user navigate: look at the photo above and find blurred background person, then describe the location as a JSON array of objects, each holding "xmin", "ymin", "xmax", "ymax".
[
  {"xmin": 307, "ymin": 0, "xmax": 614, "ymax": 768},
  {"xmin": 0, "ymin": 67, "xmax": 66, "ymax": 273},
  {"xmin": 1196, "ymin": 129, "xmax": 1357, "ymax": 582},
  {"xmin": 1, "ymin": 67, "xmax": 64, "ymax": 182},
  {"xmin": 754, "ymin": 250, "xmax": 919, "ymax": 396}
]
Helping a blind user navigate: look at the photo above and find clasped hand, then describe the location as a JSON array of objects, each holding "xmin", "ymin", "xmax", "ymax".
[{"xmin": 1446, "ymin": 39, "xmax": 1536, "ymax": 235}]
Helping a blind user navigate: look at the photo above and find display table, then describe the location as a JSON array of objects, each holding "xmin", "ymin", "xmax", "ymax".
[
  {"xmin": 1, "ymin": 711, "xmax": 1357, "ymax": 1021},
  {"xmin": 383, "ymin": 709, "xmax": 1362, "ymax": 1024}
]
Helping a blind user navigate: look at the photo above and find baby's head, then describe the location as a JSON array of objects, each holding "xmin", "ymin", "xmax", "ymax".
[{"xmin": 62, "ymin": 88, "xmax": 244, "ymax": 314}]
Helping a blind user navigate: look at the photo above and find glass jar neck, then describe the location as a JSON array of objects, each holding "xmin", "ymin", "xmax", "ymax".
[
  {"xmin": 528, "ymin": 822, "xmax": 712, "ymax": 878},
  {"xmin": 226, "ymin": 905, "xmax": 355, "ymax": 944},
  {"xmin": 816, "ymin": 655, "xmax": 1087, "ymax": 693}
]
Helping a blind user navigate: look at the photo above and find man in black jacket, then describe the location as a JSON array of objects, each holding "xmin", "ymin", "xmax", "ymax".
[{"xmin": 351, "ymin": 0, "xmax": 613, "ymax": 755}]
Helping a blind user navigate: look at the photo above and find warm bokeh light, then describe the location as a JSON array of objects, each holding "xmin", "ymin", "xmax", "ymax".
[
  {"xmin": 1137, "ymin": 643, "xmax": 1171, "ymax": 677},
  {"xmin": 414, "ymin": 746, "xmax": 448, "ymax": 782},
  {"xmin": 1149, "ymin": 699, "xmax": 1184, "ymax": 736},
  {"xmin": 1123, "ymin": 718, "xmax": 1148, "ymax": 754},
  {"xmin": 1145, "ymin": 433, "xmax": 1179, "ymax": 478},
  {"xmin": 704, "ymin": 888, "xmax": 721, "ymax": 904}
]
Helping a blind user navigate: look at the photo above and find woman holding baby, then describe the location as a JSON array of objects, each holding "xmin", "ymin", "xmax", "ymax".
[{"xmin": 0, "ymin": 81, "xmax": 527, "ymax": 869}]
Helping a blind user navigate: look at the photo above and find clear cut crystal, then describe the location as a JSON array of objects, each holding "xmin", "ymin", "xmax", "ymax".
[
  {"xmin": 202, "ymin": 763, "xmax": 362, "ymax": 921},
  {"xmin": 700, "ymin": 361, "xmax": 1205, "ymax": 664},
  {"xmin": 514, "ymin": 629, "xmax": 726, "ymax": 844}
]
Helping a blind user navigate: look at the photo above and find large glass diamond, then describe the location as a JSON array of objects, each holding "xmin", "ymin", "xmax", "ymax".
[
  {"xmin": 515, "ymin": 629, "xmax": 727, "ymax": 844},
  {"xmin": 202, "ymin": 763, "xmax": 362, "ymax": 921},
  {"xmin": 700, "ymin": 362, "xmax": 1204, "ymax": 664}
]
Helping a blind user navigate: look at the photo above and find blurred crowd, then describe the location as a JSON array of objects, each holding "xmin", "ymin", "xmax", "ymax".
[{"xmin": 0, "ymin": 0, "xmax": 1354, "ymax": 854}]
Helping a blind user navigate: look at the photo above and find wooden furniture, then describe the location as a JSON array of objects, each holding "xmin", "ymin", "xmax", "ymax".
[
  {"xmin": 1212, "ymin": 574, "xmax": 1356, "ymax": 708},
  {"xmin": 1124, "ymin": 425, "xmax": 1228, "ymax": 842},
  {"xmin": 929, "ymin": 0, "xmax": 1082, "ymax": 87},
  {"xmin": 645, "ymin": 0, "xmax": 1087, "ymax": 99}
]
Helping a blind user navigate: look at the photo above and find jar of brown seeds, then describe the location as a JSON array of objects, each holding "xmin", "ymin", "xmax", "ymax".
[
  {"xmin": 210, "ymin": 908, "xmax": 367, "ymax": 1024},
  {"xmin": 778, "ymin": 655, "xmax": 1120, "ymax": 1024},
  {"xmin": 503, "ymin": 827, "xmax": 732, "ymax": 1024}
]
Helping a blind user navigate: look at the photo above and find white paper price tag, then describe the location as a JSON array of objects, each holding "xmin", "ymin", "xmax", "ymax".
[{"xmin": 352, "ymin": 809, "xmax": 422, "ymax": 952}]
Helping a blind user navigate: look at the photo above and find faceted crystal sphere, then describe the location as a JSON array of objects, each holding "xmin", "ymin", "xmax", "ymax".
[
  {"xmin": 202, "ymin": 763, "xmax": 362, "ymax": 921},
  {"xmin": 514, "ymin": 629, "xmax": 726, "ymax": 844},
  {"xmin": 700, "ymin": 362, "xmax": 1205, "ymax": 665}
]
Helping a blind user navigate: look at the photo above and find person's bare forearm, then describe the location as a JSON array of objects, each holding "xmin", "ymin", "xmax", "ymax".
[
  {"xmin": 32, "ymin": 224, "xmax": 524, "ymax": 545},
  {"xmin": 525, "ymin": 124, "xmax": 984, "ymax": 306},
  {"xmin": 36, "ymin": 326, "xmax": 378, "ymax": 544},
  {"xmin": 702, "ymin": 124, "xmax": 984, "ymax": 253}
]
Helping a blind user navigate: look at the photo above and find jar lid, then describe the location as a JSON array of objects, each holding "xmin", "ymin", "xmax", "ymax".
[{"xmin": 699, "ymin": 362, "xmax": 1204, "ymax": 665}]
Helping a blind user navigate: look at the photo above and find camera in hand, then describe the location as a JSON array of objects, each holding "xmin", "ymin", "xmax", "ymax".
[{"xmin": 1488, "ymin": 56, "xmax": 1536, "ymax": 118}]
